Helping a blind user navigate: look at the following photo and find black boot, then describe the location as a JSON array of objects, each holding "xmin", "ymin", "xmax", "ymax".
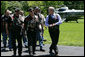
[
  {"xmin": 49, "ymin": 49, "xmax": 52, "ymax": 53},
  {"xmin": 12, "ymin": 50, "xmax": 16, "ymax": 56},
  {"xmin": 29, "ymin": 46, "xmax": 33, "ymax": 56},
  {"xmin": 12, "ymin": 53, "xmax": 16, "ymax": 56},
  {"xmin": 33, "ymin": 51, "xmax": 36, "ymax": 55},
  {"xmin": 18, "ymin": 53, "xmax": 22, "ymax": 56},
  {"xmin": 54, "ymin": 50, "xmax": 58, "ymax": 55},
  {"xmin": 40, "ymin": 46, "xmax": 45, "ymax": 52},
  {"xmin": 3, "ymin": 46, "xmax": 6, "ymax": 51},
  {"xmin": 53, "ymin": 47, "xmax": 58, "ymax": 56},
  {"xmin": 49, "ymin": 49, "xmax": 54, "ymax": 55},
  {"xmin": 12, "ymin": 54, "xmax": 16, "ymax": 56},
  {"xmin": 40, "ymin": 48, "xmax": 45, "ymax": 52}
]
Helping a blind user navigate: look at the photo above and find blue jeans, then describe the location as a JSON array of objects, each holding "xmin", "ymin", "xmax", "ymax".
[
  {"xmin": 2, "ymin": 32, "xmax": 12, "ymax": 49},
  {"xmin": 8, "ymin": 33, "xmax": 12, "ymax": 49},
  {"xmin": 22, "ymin": 35, "xmax": 28, "ymax": 46},
  {"xmin": 22, "ymin": 32, "xmax": 28, "ymax": 46},
  {"xmin": 36, "ymin": 31, "xmax": 43, "ymax": 49},
  {"xmin": 2, "ymin": 32, "xmax": 7, "ymax": 47},
  {"xmin": 23, "ymin": 36, "xmax": 27, "ymax": 43}
]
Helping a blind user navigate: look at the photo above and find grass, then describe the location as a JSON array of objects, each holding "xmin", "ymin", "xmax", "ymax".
[{"xmin": 43, "ymin": 19, "xmax": 84, "ymax": 46}]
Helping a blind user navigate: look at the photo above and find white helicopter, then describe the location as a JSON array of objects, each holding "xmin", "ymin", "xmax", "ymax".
[{"xmin": 55, "ymin": 6, "xmax": 84, "ymax": 23}]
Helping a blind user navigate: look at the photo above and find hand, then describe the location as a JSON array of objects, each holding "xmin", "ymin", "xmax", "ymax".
[
  {"xmin": 49, "ymin": 24, "xmax": 53, "ymax": 27},
  {"xmin": 52, "ymin": 23, "xmax": 56, "ymax": 26},
  {"xmin": 49, "ymin": 23, "xmax": 56, "ymax": 27}
]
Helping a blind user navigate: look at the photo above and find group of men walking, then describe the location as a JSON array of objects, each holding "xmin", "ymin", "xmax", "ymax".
[{"xmin": 1, "ymin": 6, "xmax": 63, "ymax": 56}]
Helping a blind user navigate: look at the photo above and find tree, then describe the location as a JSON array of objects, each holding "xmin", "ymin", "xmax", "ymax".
[
  {"xmin": 7, "ymin": 1, "xmax": 22, "ymax": 13},
  {"xmin": 27, "ymin": 1, "xmax": 43, "ymax": 7},
  {"xmin": 19, "ymin": 1, "xmax": 29, "ymax": 11},
  {"xmin": 64, "ymin": 1, "xmax": 84, "ymax": 10},
  {"xmin": 1, "ymin": 1, "xmax": 8, "ymax": 14},
  {"xmin": 43, "ymin": 1, "xmax": 64, "ymax": 16}
]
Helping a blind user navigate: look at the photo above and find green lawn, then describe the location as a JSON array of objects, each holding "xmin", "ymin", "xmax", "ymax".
[{"xmin": 43, "ymin": 19, "xmax": 84, "ymax": 46}]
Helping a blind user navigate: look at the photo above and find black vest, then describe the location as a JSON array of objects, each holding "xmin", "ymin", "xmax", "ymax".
[
  {"xmin": 48, "ymin": 14, "xmax": 59, "ymax": 30},
  {"xmin": 12, "ymin": 14, "xmax": 22, "ymax": 30},
  {"xmin": 25, "ymin": 15, "xmax": 37, "ymax": 31},
  {"xmin": 1, "ymin": 15, "xmax": 12, "ymax": 32}
]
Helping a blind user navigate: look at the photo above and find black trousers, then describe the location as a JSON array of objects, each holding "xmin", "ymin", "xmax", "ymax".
[
  {"xmin": 11, "ymin": 26, "xmax": 22, "ymax": 55},
  {"xmin": 27, "ymin": 30, "xmax": 37, "ymax": 54},
  {"xmin": 49, "ymin": 28, "xmax": 60, "ymax": 50}
]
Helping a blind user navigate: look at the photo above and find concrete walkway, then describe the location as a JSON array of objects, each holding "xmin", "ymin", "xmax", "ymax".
[{"xmin": 1, "ymin": 43, "xmax": 84, "ymax": 56}]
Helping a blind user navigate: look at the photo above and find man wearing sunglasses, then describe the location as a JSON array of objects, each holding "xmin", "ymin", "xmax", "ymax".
[
  {"xmin": 24, "ymin": 8, "xmax": 38, "ymax": 56},
  {"xmin": 11, "ymin": 8, "xmax": 23, "ymax": 56}
]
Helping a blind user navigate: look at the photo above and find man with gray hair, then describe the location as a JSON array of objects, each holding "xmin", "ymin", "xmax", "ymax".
[{"xmin": 45, "ymin": 7, "xmax": 63, "ymax": 56}]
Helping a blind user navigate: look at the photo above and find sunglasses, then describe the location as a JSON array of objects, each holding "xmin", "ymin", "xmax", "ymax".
[
  {"xmin": 30, "ymin": 10, "xmax": 34, "ymax": 12},
  {"xmin": 49, "ymin": 9, "xmax": 53, "ymax": 11}
]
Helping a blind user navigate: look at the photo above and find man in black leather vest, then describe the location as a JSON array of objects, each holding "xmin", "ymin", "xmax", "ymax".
[
  {"xmin": 11, "ymin": 8, "xmax": 23, "ymax": 56},
  {"xmin": 24, "ymin": 8, "xmax": 38, "ymax": 56}
]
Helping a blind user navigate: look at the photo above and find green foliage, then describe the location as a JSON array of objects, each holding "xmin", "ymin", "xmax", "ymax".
[
  {"xmin": 7, "ymin": 1, "xmax": 23, "ymax": 13},
  {"xmin": 43, "ymin": 1, "xmax": 64, "ymax": 16},
  {"xmin": 1, "ymin": 1, "xmax": 84, "ymax": 15},
  {"xmin": 64, "ymin": 1, "xmax": 84, "ymax": 10},
  {"xmin": 27, "ymin": 1, "xmax": 43, "ymax": 7},
  {"xmin": 20, "ymin": 1, "xmax": 29, "ymax": 11},
  {"xmin": 24, "ymin": 11, "xmax": 29, "ymax": 16},
  {"xmin": 1, "ymin": 1, "xmax": 8, "ymax": 14}
]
